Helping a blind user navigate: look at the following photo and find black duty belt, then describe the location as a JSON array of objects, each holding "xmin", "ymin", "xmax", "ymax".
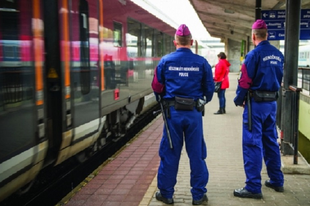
[
  {"xmin": 163, "ymin": 97, "xmax": 197, "ymax": 111},
  {"xmin": 249, "ymin": 90, "xmax": 278, "ymax": 102}
]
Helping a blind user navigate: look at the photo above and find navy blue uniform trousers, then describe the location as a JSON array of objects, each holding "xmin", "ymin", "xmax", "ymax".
[
  {"xmin": 243, "ymin": 99, "xmax": 284, "ymax": 194},
  {"xmin": 157, "ymin": 106, "xmax": 208, "ymax": 200}
]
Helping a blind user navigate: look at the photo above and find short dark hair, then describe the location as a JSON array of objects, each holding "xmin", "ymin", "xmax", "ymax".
[
  {"xmin": 175, "ymin": 34, "xmax": 192, "ymax": 46},
  {"xmin": 217, "ymin": 52, "xmax": 226, "ymax": 59},
  {"xmin": 252, "ymin": 29, "xmax": 267, "ymax": 39}
]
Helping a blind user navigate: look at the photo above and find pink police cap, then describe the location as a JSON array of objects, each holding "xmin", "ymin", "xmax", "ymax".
[
  {"xmin": 175, "ymin": 24, "xmax": 191, "ymax": 36},
  {"xmin": 252, "ymin": 19, "xmax": 267, "ymax": 29}
]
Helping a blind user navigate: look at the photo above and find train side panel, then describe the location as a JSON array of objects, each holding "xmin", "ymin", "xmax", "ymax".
[
  {"xmin": 0, "ymin": 0, "xmax": 48, "ymax": 201},
  {"xmin": 55, "ymin": 0, "xmax": 177, "ymax": 166}
]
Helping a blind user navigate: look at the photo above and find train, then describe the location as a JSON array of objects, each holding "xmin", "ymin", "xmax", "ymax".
[
  {"xmin": 0, "ymin": 0, "xmax": 212, "ymax": 202},
  {"xmin": 295, "ymin": 44, "xmax": 310, "ymax": 91},
  {"xmin": 298, "ymin": 43, "xmax": 310, "ymax": 68}
]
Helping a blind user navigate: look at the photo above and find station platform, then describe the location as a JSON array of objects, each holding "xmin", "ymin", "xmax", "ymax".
[{"xmin": 60, "ymin": 73, "xmax": 310, "ymax": 206}]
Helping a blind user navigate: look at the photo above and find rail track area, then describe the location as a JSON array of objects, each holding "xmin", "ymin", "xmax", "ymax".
[
  {"xmin": 55, "ymin": 73, "xmax": 310, "ymax": 206},
  {"xmin": 0, "ymin": 105, "xmax": 159, "ymax": 206}
]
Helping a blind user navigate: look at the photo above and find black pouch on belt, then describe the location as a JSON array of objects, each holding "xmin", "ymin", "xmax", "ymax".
[
  {"xmin": 174, "ymin": 96, "xmax": 195, "ymax": 110},
  {"xmin": 252, "ymin": 91, "xmax": 278, "ymax": 102}
]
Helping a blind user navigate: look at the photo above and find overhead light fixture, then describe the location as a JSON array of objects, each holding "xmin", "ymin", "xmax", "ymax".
[{"xmin": 224, "ymin": 9, "xmax": 235, "ymax": 14}]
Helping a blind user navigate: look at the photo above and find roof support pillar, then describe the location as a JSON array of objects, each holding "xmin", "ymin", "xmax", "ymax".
[
  {"xmin": 255, "ymin": 0, "xmax": 261, "ymax": 19},
  {"xmin": 281, "ymin": 0, "xmax": 301, "ymax": 155}
]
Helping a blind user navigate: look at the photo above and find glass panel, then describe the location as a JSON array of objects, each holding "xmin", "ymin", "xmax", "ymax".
[
  {"xmin": 126, "ymin": 19, "xmax": 167, "ymax": 94},
  {"xmin": 114, "ymin": 22, "xmax": 122, "ymax": 47},
  {"xmin": 70, "ymin": 0, "xmax": 99, "ymax": 127},
  {"xmin": 164, "ymin": 34, "xmax": 174, "ymax": 55},
  {"xmin": 79, "ymin": 0, "xmax": 90, "ymax": 95},
  {"xmin": 144, "ymin": 26, "xmax": 155, "ymax": 74},
  {"xmin": 0, "ymin": 0, "xmax": 35, "ymax": 162},
  {"xmin": 145, "ymin": 27, "xmax": 153, "ymax": 57},
  {"xmin": 155, "ymin": 31, "xmax": 164, "ymax": 57}
]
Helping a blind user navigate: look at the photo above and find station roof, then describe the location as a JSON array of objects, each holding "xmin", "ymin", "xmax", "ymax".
[{"xmin": 189, "ymin": 0, "xmax": 310, "ymax": 42}]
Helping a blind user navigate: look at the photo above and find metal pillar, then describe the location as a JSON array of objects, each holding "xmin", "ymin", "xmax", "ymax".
[
  {"xmin": 282, "ymin": 0, "xmax": 301, "ymax": 155},
  {"xmin": 246, "ymin": 35, "xmax": 250, "ymax": 54},
  {"xmin": 245, "ymin": 0, "xmax": 261, "ymax": 55},
  {"xmin": 255, "ymin": 0, "xmax": 261, "ymax": 19}
]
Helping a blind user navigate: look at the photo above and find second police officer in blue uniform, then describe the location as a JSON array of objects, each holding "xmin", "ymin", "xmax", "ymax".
[
  {"xmin": 234, "ymin": 19, "xmax": 284, "ymax": 199},
  {"xmin": 151, "ymin": 24, "xmax": 214, "ymax": 205}
]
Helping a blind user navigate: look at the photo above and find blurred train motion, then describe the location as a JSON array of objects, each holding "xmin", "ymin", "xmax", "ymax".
[{"xmin": 0, "ymin": 0, "xmax": 213, "ymax": 202}]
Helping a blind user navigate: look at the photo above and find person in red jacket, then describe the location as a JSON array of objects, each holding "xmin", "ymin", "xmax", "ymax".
[{"xmin": 213, "ymin": 52, "xmax": 230, "ymax": 114}]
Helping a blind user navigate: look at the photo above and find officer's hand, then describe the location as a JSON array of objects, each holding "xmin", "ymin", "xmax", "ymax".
[
  {"xmin": 154, "ymin": 92, "xmax": 162, "ymax": 102},
  {"xmin": 237, "ymin": 102, "xmax": 245, "ymax": 107},
  {"xmin": 234, "ymin": 96, "xmax": 244, "ymax": 107},
  {"xmin": 234, "ymin": 86, "xmax": 247, "ymax": 107}
]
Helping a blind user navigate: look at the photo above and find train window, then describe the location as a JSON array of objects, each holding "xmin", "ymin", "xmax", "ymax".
[
  {"xmin": 79, "ymin": 0, "xmax": 90, "ymax": 95},
  {"xmin": 162, "ymin": 34, "xmax": 169, "ymax": 55},
  {"xmin": 0, "ymin": 1, "xmax": 35, "ymax": 162},
  {"xmin": 126, "ymin": 32, "xmax": 137, "ymax": 58},
  {"xmin": 152, "ymin": 30, "xmax": 156, "ymax": 57},
  {"xmin": 0, "ymin": 1, "xmax": 19, "ymax": 40},
  {"xmin": 144, "ymin": 26, "xmax": 153, "ymax": 57},
  {"xmin": 114, "ymin": 22, "xmax": 122, "ymax": 47},
  {"xmin": 127, "ymin": 18, "xmax": 139, "ymax": 57},
  {"xmin": 3, "ymin": 44, "xmax": 17, "ymax": 59},
  {"xmin": 69, "ymin": 0, "xmax": 100, "ymax": 126},
  {"xmin": 128, "ymin": 19, "xmax": 161, "ymax": 58},
  {"xmin": 127, "ymin": 18, "xmax": 155, "ymax": 57},
  {"xmin": 139, "ymin": 24, "xmax": 146, "ymax": 57},
  {"xmin": 154, "ymin": 31, "xmax": 163, "ymax": 57},
  {"xmin": 170, "ymin": 36, "xmax": 175, "ymax": 52},
  {"xmin": 300, "ymin": 52, "xmax": 305, "ymax": 60},
  {"xmin": 164, "ymin": 34, "xmax": 169, "ymax": 54},
  {"xmin": 164, "ymin": 34, "xmax": 174, "ymax": 54}
]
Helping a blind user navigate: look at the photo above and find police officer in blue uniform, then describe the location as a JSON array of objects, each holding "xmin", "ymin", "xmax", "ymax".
[
  {"xmin": 233, "ymin": 19, "xmax": 284, "ymax": 199},
  {"xmin": 151, "ymin": 24, "xmax": 214, "ymax": 205}
]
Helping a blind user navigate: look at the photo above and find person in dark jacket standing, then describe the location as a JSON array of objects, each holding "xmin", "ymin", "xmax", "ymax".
[
  {"xmin": 151, "ymin": 24, "xmax": 214, "ymax": 205},
  {"xmin": 213, "ymin": 52, "xmax": 230, "ymax": 114},
  {"xmin": 233, "ymin": 19, "xmax": 284, "ymax": 199}
]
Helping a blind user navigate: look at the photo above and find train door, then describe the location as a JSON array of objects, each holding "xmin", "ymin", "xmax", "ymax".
[
  {"xmin": 43, "ymin": 0, "xmax": 64, "ymax": 163},
  {"xmin": 0, "ymin": 0, "xmax": 47, "ymax": 201},
  {"xmin": 43, "ymin": 0, "xmax": 101, "ymax": 165}
]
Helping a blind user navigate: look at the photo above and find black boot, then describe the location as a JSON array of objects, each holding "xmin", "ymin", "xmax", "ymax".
[
  {"xmin": 214, "ymin": 108, "xmax": 224, "ymax": 115},
  {"xmin": 223, "ymin": 107, "xmax": 226, "ymax": 114}
]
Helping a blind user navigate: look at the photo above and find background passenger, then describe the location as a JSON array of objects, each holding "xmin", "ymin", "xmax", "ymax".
[{"xmin": 213, "ymin": 52, "xmax": 230, "ymax": 114}]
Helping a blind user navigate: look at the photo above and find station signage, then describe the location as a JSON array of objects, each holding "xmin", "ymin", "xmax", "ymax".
[{"xmin": 261, "ymin": 9, "xmax": 310, "ymax": 40}]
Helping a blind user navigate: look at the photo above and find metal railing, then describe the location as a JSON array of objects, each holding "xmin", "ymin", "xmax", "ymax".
[
  {"xmin": 288, "ymin": 85, "xmax": 302, "ymax": 164},
  {"xmin": 275, "ymin": 67, "xmax": 307, "ymax": 164}
]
